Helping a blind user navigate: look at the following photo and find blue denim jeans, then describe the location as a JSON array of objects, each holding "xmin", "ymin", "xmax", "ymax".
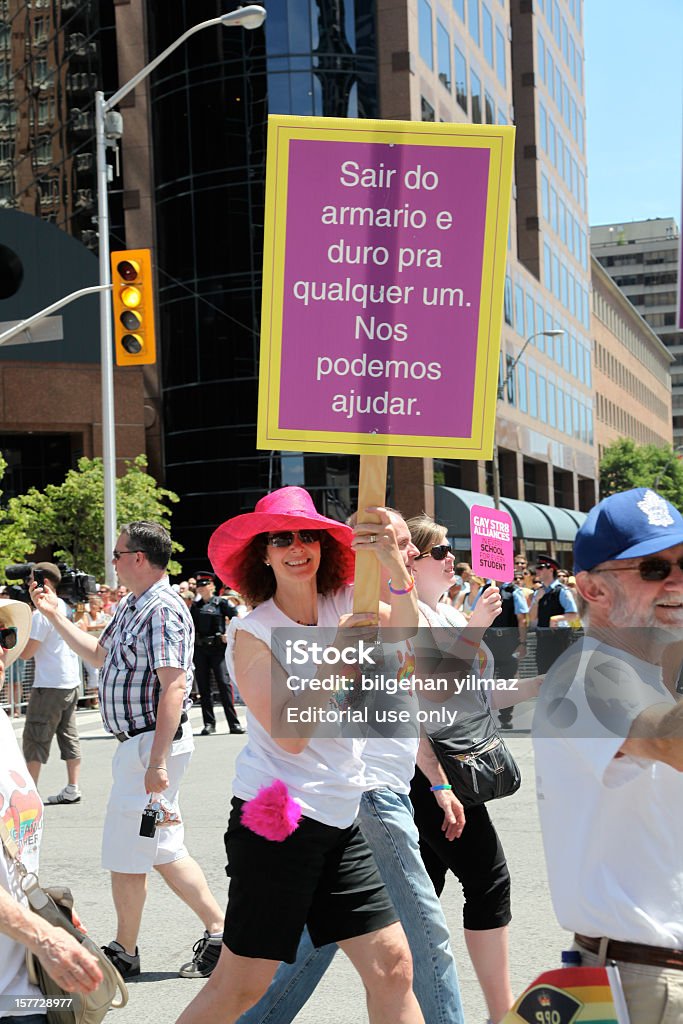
[{"xmin": 239, "ymin": 788, "xmax": 464, "ymax": 1024}]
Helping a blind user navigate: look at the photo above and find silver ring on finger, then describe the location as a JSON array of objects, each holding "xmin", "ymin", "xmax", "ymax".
[{"xmin": 369, "ymin": 534, "xmax": 377, "ymax": 544}]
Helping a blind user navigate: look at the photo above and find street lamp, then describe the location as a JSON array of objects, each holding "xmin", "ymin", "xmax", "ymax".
[
  {"xmin": 95, "ymin": 5, "xmax": 266, "ymax": 584},
  {"xmin": 492, "ymin": 330, "xmax": 565, "ymax": 509}
]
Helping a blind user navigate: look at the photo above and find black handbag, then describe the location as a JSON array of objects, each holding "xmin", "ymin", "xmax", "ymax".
[{"xmin": 428, "ymin": 698, "xmax": 521, "ymax": 807}]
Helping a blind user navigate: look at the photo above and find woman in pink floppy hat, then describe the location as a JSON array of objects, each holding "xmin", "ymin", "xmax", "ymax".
[{"xmin": 178, "ymin": 486, "xmax": 424, "ymax": 1024}]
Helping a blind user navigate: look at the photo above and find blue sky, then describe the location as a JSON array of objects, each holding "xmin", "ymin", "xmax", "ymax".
[{"xmin": 584, "ymin": 0, "xmax": 682, "ymax": 227}]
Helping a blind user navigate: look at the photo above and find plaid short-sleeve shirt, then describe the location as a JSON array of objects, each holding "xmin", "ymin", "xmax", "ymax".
[{"xmin": 98, "ymin": 578, "xmax": 195, "ymax": 735}]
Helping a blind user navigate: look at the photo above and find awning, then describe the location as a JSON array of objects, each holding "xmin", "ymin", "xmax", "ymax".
[
  {"xmin": 497, "ymin": 495, "xmax": 553, "ymax": 541},
  {"xmin": 533, "ymin": 503, "xmax": 587, "ymax": 542},
  {"xmin": 435, "ymin": 486, "xmax": 585, "ymax": 544},
  {"xmin": 435, "ymin": 487, "xmax": 497, "ymax": 540}
]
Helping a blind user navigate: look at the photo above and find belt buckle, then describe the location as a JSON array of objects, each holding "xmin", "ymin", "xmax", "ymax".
[{"xmin": 115, "ymin": 730, "xmax": 131, "ymax": 742}]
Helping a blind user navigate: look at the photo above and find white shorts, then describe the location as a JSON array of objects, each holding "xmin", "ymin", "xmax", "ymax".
[{"xmin": 102, "ymin": 721, "xmax": 194, "ymax": 873}]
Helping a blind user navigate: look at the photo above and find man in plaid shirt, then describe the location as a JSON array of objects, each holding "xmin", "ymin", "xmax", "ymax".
[{"xmin": 31, "ymin": 521, "xmax": 226, "ymax": 981}]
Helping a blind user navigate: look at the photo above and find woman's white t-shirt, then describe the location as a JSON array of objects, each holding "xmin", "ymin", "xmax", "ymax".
[
  {"xmin": 225, "ymin": 587, "xmax": 371, "ymax": 829},
  {"xmin": 0, "ymin": 710, "xmax": 43, "ymax": 1014}
]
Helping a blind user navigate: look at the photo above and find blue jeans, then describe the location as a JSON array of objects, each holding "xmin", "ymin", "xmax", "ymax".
[{"xmin": 239, "ymin": 788, "xmax": 464, "ymax": 1024}]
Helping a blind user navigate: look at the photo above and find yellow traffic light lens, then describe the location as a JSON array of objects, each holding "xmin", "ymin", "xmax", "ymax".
[
  {"xmin": 120, "ymin": 310, "xmax": 141, "ymax": 330},
  {"xmin": 121, "ymin": 285, "xmax": 142, "ymax": 308},
  {"xmin": 122, "ymin": 334, "xmax": 143, "ymax": 354},
  {"xmin": 117, "ymin": 260, "xmax": 140, "ymax": 282}
]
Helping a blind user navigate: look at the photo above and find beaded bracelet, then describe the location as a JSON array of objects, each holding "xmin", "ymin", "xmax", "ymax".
[
  {"xmin": 387, "ymin": 574, "xmax": 415, "ymax": 595},
  {"xmin": 430, "ymin": 784, "xmax": 452, "ymax": 792}
]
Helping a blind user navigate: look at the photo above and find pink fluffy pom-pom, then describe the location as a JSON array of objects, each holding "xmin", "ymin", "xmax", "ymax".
[{"xmin": 241, "ymin": 780, "xmax": 302, "ymax": 842}]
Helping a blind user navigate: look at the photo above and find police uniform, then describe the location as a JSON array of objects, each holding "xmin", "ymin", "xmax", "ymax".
[
  {"xmin": 190, "ymin": 581, "xmax": 243, "ymax": 734},
  {"xmin": 534, "ymin": 579, "xmax": 576, "ymax": 674}
]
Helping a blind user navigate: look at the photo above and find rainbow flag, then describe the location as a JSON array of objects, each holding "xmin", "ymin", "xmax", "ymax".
[{"xmin": 501, "ymin": 965, "xmax": 629, "ymax": 1024}]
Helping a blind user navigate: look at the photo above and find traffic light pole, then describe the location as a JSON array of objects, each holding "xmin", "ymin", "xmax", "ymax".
[
  {"xmin": 94, "ymin": 6, "xmax": 266, "ymax": 586},
  {"xmin": 95, "ymin": 90, "xmax": 118, "ymax": 586}
]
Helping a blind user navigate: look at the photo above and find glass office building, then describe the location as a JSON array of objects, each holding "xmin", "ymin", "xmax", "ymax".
[{"xmin": 145, "ymin": 0, "xmax": 377, "ymax": 558}]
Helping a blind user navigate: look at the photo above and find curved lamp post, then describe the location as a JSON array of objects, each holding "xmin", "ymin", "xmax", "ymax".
[
  {"xmin": 492, "ymin": 329, "xmax": 565, "ymax": 510},
  {"xmin": 96, "ymin": 6, "xmax": 266, "ymax": 584}
]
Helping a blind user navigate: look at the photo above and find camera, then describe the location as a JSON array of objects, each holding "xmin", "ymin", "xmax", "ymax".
[{"xmin": 5, "ymin": 562, "xmax": 97, "ymax": 607}]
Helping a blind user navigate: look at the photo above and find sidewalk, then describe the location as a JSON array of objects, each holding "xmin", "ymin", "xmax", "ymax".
[{"xmin": 15, "ymin": 706, "xmax": 568, "ymax": 1023}]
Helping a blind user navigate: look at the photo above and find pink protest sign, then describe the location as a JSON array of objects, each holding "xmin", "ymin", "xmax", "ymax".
[
  {"xmin": 470, "ymin": 504, "xmax": 514, "ymax": 582},
  {"xmin": 258, "ymin": 116, "xmax": 515, "ymax": 459}
]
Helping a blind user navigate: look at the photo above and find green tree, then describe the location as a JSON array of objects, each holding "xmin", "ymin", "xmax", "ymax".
[
  {"xmin": 0, "ymin": 452, "xmax": 37, "ymax": 575},
  {"xmin": 599, "ymin": 438, "xmax": 683, "ymax": 506},
  {"xmin": 7, "ymin": 455, "xmax": 182, "ymax": 580}
]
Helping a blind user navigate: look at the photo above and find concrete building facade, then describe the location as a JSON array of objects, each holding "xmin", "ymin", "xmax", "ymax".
[
  {"xmin": 591, "ymin": 255, "xmax": 673, "ymax": 460},
  {"xmin": 592, "ymin": 218, "xmax": 681, "ymax": 441}
]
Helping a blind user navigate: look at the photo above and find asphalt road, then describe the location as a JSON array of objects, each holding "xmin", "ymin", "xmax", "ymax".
[{"xmin": 13, "ymin": 701, "xmax": 569, "ymax": 1023}]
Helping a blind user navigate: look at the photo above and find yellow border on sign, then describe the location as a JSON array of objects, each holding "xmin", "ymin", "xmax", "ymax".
[{"xmin": 258, "ymin": 115, "xmax": 515, "ymax": 459}]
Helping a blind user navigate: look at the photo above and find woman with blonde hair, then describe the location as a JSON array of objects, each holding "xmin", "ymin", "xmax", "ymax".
[{"xmin": 407, "ymin": 514, "xmax": 540, "ymax": 1024}]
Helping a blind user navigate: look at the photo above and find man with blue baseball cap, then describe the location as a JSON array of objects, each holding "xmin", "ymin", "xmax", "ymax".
[{"xmin": 533, "ymin": 488, "xmax": 683, "ymax": 1023}]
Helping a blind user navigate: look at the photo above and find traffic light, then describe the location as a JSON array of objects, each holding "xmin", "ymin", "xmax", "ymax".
[{"xmin": 110, "ymin": 248, "xmax": 157, "ymax": 366}]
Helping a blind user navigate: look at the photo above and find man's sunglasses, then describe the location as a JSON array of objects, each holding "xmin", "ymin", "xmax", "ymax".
[
  {"xmin": 112, "ymin": 549, "xmax": 143, "ymax": 560},
  {"xmin": 0, "ymin": 626, "xmax": 18, "ymax": 651},
  {"xmin": 266, "ymin": 530, "xmax": 321, "ymax": 548},
  {"xmin": 592, "ymin": 557, "xmax": 683, "ymax": 582},
  {"xmin": 536, "ymin": 562, "xmax": 556, "ymax": 571},
  {"xmin": 415, "ymin": 544, "xmax": 452, "ymax": 562}
]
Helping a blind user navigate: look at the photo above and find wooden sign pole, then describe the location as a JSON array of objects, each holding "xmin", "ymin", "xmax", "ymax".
[{"xmin": 353, "ymin": 454, "xmax": 388, "ymax": 615}]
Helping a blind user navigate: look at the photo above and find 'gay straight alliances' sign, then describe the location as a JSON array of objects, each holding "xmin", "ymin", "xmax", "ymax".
[{"xmin": 258, "ymin": 116, "xmax": 515, "ymax": 459}]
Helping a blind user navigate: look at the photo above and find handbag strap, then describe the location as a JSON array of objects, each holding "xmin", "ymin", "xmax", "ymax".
[{"xmin": 0, "ymin": 812, "xmax": 22, "ymax": 868}]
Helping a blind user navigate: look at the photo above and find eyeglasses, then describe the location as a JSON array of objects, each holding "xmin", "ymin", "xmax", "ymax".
[
  {"xmin": 112, "ymin": 549, "xmax": 143, "ymax": 560},
  {"xmin": 415, "ymin": 544, "xmax": 453, "ymax": 562},
  {"xmin": 266, "ymin": 530, "xmax": 321, "ymax": 548},
  {"xmin": 536, "ymin": 563, "xmax": 555, "ymax": 571},
  {"xmin": 0, "ymin": 626, "xmax": 17, "ymax": 651},
  {"xmin": 592, "ymin": 557, "xmax": 683, "ymax": 583}
]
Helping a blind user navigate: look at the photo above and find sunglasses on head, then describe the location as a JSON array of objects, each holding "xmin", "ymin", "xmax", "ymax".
[
  {"xmin": 415, "ymin": 543, "xmax": 452, "ymax": 562},
  {"xmin": 592, "ymin": 557, "xmax": 683, "ymax": 582},
  {"xmin": 0, "ymin": 626, "xmax": 18, "ymax": 651},
  {"xmin": 266, "ymin": 530, "xmax": 321, "ymax": 548}
]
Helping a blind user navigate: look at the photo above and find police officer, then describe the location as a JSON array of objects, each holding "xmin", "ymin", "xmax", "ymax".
[
  {"xmin": 484, "ymin": 577, "xmax": 529, "ymax": 730},
  {"xmin": 528, "ymin": 554, "xmax": 578, "ymax": 673},
  {"xmin": 191, "ymin": 572, "xmax": 245, "ymax": 735}
]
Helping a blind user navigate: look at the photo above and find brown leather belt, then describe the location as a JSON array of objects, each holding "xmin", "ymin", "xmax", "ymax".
[{"xmin": 575, "ymin": 933, "xmax": 683, "ymax": 972}]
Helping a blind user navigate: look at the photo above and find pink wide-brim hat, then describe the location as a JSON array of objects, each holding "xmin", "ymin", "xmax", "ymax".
[{"xmin": 208, "ymin": 486, "xmax": 355, "ymax": 589}]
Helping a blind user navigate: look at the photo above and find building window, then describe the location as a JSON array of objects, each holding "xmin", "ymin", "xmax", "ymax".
[
  {"xmin": 526, "ymin": 294, "xmax": 535, "ymax": 337},
  {"xmin": 470, "ymin": 68, "xmax": 482, "ymax": 123},
  {"xmin": 518, "ymin": 364, "xmax": 528, "ymax": 413},
  {"xmin": 484, "ymin": 89, "xmax": 494, "ymax": 124},
  {"xmin": 539, "ymin": 103, "xmax": 547, "ymax": 151},
  {"xmin": 468, "ymin": 0, "xmax": 479, "ymax": 45},
  {"xmin": 514, "ymin": 283, "xmax": 524, "ymax": 336},
  {"xmin": 544, "ymin": 243, "xmax": 552, "ymax": 288},
  {"xmin": 421, "ymin": 95, "xmax": 435, "ymax": 122},
  {"xmin": 506, "ymin": 354, "xmax": 516, "ymax": 404},
  {"xmin": 528, "ymin": 369, "xmax": 538, "ymax": 418},
  {"xmin": 454, "ymin": 46, "xmax": 467, "ymax": 112},
  {"xmin": 437, "ymin": 20, "xmax": 451, "ymax": 90},
  {"xmin": 548, "ymin": 381, "xmax": 556, "ymax": 427},
  {"xmin": 482, "ymin": 4, "xmax": 493, "ymax": 65},
  {"xmin": 537, "ymin": 31, "xmax": 545, "ymax": 83},
  {"xmin": 504, "ymin": 275, "xmax": 513, "ymax": 325},
  {"xmin": 419, "ymin": 0, "xmax": 434, "ymax": 68},
  {"xmin": 538, "ymin": 375, "xmax": 547, "ymax": 422},
  {"xmin": 495, "ymin": 26, "xmax": 506, "ymax": 86},
  {"xmin": 453, "ymin": 0, "xmax": 465, "ymax": 20}
]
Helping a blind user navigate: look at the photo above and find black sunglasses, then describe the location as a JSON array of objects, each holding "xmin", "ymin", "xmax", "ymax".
[
  {"xmin": 266, "ymin": 530, "xmax": 321, "ymax": 548},
  {"xmin": 0, "ymin": 626, "xmax": 18, "ymax": 651},
  {"xmin": 536, "ymin": 562, "xmax": 556, "ymax": 571},
  {"xmin": 592, "ymin": 557, "xmax": 683, "ymax": 582},
  {"xmin": 416, "ymin": 543, "xmax": 452, "ymax": 562}
]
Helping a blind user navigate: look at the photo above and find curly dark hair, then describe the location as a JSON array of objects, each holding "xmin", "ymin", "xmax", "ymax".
[{"xmin": 234, "ymin": 531, "xmax": 355, "ymax": 607}]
